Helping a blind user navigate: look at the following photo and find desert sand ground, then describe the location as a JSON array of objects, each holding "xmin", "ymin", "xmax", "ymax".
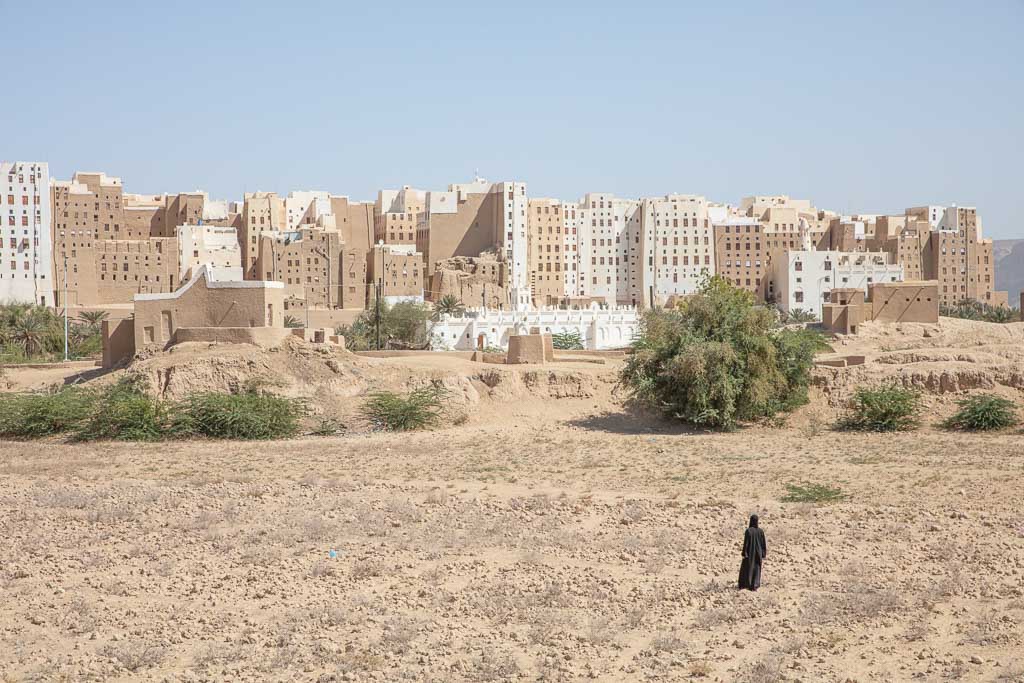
[{"xmin": 1, "ymin": 321, "xmax": 1023, "ymax": 682}]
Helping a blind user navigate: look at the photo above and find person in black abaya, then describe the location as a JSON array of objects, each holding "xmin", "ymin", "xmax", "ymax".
[{"xmin": 738, "ymin": 514, "xmax": 767, "ymax": 590}]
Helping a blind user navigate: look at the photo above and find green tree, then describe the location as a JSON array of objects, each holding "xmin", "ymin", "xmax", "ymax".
[
  {"xmin": 336, "ymin": 300, "xmax": 433, "ymax": 351},
  {"xmin": 619, "ymin": 275, "xmax": 822, "ymax": 429}
]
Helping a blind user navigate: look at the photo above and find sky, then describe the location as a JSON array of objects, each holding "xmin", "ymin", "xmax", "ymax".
[{"xmin": 2, "ymin": 0, "xmax": 1022, "ymax": 237}]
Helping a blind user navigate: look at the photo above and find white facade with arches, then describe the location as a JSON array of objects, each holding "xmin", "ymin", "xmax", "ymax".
[{"xmin": 431, "ymin": 305, "xmax": 639, "ymax": 351}]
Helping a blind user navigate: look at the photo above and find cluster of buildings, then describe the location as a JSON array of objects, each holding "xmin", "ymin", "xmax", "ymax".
[{"xmin": 1, "ymin": 160, "xmax": 1009, "ymax": 351}]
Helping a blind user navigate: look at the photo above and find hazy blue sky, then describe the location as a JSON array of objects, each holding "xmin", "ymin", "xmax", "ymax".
[{"xmin": 3, "ymin": 1, "xmax": 1021, "ymax": 237}]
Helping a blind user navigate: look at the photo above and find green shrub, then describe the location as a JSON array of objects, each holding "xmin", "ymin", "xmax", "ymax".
[
  {"xmin": 781, "ymin": 482, "xmax": 848, "ymax": 504},
  {"xmin": 837, "ymin": 385, "xmax": 920, "ymax": 432},
  {"xmin": 173, "ymin": 392, "xmax": 304, "ymax": 440},
  {"xmin": 0, "ymin": 386, "xmax": 94, "ymax": 438},
  {"xmin": 73, "ymin": 378, "xmax": 169, "ymax": 442},
  {"xmin": 942, "ymin": 394, "xmax": 1017, "ymax": 431},
  {"xmin": 362, "ymin": 386, "xmax": 447, "ymax": 431},
  {"xmin": 619, "ymin": 276, "xmax": 823, "ymax": 430},
  {"xmin": 551, "ymin": 330, "xmax": 584, "ymax": 350}
]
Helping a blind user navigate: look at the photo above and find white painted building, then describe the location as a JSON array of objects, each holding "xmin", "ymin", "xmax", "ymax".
[
  {"xmin": 642, "ymin": 194, "xmax": 715, "ymax": 304},
  {"xmin": 432, "ymin": 305, "xmax": 639, "ymax": 351},
  {"xmin": 178, "ymin": 224, "xmax": 243, "ymax": 283},
  {"xmin": 494, "ymin": 180, "xmax": 531, "ymax": 310},
  {"xmin": 285, "ymin": 191, "xmax": 331, "ymax": 229},
  {"xmin": 774, "ymin": 249, "xmax": 904, "ymax": 319},
  {"xmin": 1, "ymin": 161, "xmax": 52, "ymax": 305},
  {"xmin": 577, "ymin": 193, "xmax": 641, "ymax": 306}
]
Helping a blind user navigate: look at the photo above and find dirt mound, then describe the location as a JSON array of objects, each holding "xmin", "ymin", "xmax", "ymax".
[
  {"xmin": 115, "ymin": 337, "xmax": 614, "ymax": 426},
  {"xmin": 812, "ymin": 317, "xmax": 1024, "ymax": 409}
]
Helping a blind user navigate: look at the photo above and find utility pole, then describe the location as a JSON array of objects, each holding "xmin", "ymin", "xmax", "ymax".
[
  {"xmin": 63, "ymin": 253, "xmax": 69, "ymax": 362},
  {"xmin": 375, "ymin": 279, "xmax": 382, "ymax": 350},
  {"xmin": 375, "ymin": 241, "xmax": 386, "ymax": 350}
]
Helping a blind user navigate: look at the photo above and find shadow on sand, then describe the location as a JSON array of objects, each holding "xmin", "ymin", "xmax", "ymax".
[
  {"xmin": 62, "ymin": 366, "xmax": 110, "ymax": 386},
  {"xmin": 566, "ymin": 407, "xmax": 713, "ymax": 436}
]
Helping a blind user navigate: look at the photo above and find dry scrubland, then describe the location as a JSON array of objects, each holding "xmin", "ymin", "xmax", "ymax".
[{"xmin": 2, "ymin": 319, "xmax": 1024, "ymax": 682}]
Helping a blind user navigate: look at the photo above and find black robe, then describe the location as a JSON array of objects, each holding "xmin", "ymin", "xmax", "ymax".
[{"xmin": 738, "ymin": 523, "xmax": 767, "ymax": 590}]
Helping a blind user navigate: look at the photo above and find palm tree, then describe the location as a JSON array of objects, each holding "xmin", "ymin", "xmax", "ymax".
[
  {"xmin": 433, "ymin": 294, "xmax": 465, "ymax": 320},
  {"xmin": 784, "ymin": 308, "xmax": 817, "ymax": 324},
  {"xmin": 77, "ymin": 310, "xmax": 109, "ymax": 331},
  {"xmin": 283, "ymin": 315, "xmax": 303, "ymax": 328},
  {"xmin": 12, "ymin": 311, "xmax": 49, "ymax": 357}
]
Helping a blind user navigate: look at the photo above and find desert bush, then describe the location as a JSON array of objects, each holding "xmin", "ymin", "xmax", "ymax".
[
  {"xmin": 173, "ymin": 391, "xmax": 304, "ymax": 440},
  {"xmin": 73, "ymin": 378, "xmax": 169, "ymax": 442},
  {"xmin": 362, "ymin": 385, "xmax": 447, "ymax": 431},
  {"xmin": 619, "ymin": 276, "xmax": 822, "ymax": 429},
  {"xmin": 0, "ymin": 386, "xmax": 93, "ymax": 438},
  {"xmin": 781, "ymin": 482, "xmax": 848, "ymax": 504},
  {"xmin": 739, "ymin": 658, "xmax": 782, "ymax": 683},
  {"xmin": 551, "ymin": 329, "xmax": 584, "ymax": 350},
  {"xmin": 942, "ymin": 393, "xmax": 1017, "ymax": 431},
  {"xmin": 311, "ymin": 417, "xmax": 344, "ymax": 436},
  {"xmin": 99, "ymin": 642, "xmax": 166, "ymax": 672},
  {"xmin": 836, "ymin": 384, "xmax": 920, "ymax": 432},
  {"xmin": 468, "ymin": 649, "xmax": 520, "ymax": 681}
]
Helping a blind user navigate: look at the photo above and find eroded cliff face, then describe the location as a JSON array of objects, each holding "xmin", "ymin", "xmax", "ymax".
[{"xmin": 812, "ymin": 318, "xmax": 1024, "ymax": 406}]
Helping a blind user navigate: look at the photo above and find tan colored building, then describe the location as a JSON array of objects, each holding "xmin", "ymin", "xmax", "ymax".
[
  {"xmin": 822, "ymin": 280, "xmax": 939, "ymax": 334},
  {"xmin": 527, "ymin": 198, "xmax": 572, "ymax": 303},
  {"xmin": 51, "ymin": 173, "xmax": 181, "ymax": 306},
  {"xmin": 49, "ymin": 171, "xmax": 240, "ymax": 307},
  {"xmin": 240, "ymin": 192, "xmax": 287, "ymax": 278},
  {"xmin": 713, "ymin": 216, "xmax": 766, "ymax": 297},
  {"xmin": 911, "ymin": 205, "xmax": 1004, "ymax": 307},
  {"xmin": 375, "ymin": 187, "xmax": 425, "ymax": 246},
  {"xmin": 873, "ymin": 215, "xmax": 928, "ymax": 282},
  {"xmin": 415, "ymin": 179, "xmax": 528, "ymax": 310},
  {"xmin": 367, "ymin": 244, "xmax": 424, "ymax": 303},
  {"xmin": 256, "ymin": 228, "xmax": 366, "ymax": 312},
  {"xmin": 417, "ymin": 187, "xmax": 503, "ymax": 281}
]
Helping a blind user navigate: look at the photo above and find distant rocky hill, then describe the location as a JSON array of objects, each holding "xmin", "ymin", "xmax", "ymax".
[{"xmin": 993, "ymin": 239, "xmax": 1024, "ymax": 307}]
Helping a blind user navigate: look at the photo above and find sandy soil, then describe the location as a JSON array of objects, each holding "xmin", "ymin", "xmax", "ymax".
[{"xmin": 1, "ymin": 323, "xmax": 1024, "ymax": 682}]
